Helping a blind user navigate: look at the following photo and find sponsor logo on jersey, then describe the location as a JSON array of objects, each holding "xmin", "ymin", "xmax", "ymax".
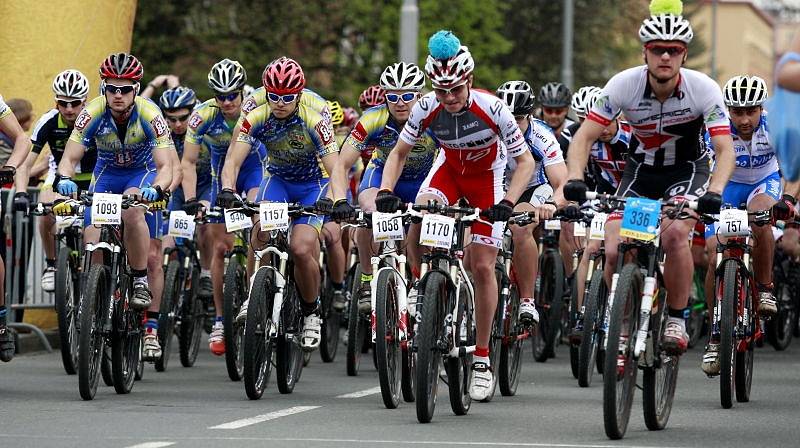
[
  {"xmin": 490, "ymin": 101, "xmax": 503, "ymax": 116},
  {"xmin": 316, "ymin": 120, "xmax": 334, "ymax": 145},
  {"xmin": 151, "ymin": 115, "xmax": 168, "ymax": 137},
  {"xmin": 188, "ymin": 113, "xmax": 203, "ymax": 130},
  {"xmin": 462, "ymin": 120, "xmax": 479, "ymax": 131},
  {"xmin": 464, "ymin": 147, "xmax": 492, "ymax": 161},
  {"xmin": 351, "ymin": 122, "xmax": 367, "ymax": 142},
  {"xmin": 668, "ymin": 185, "xmax": 685, "ymax": 197},
  {"xmin": 242, "ymin": 98, "xmax": 258, "ymax": 114},
  {"xmin": 75, "ymin": 110, "xmax": 91, "ymax": 130},
  {"xmin": 240, "ymin": 119, "xmax": 252, "ymax": 135}
]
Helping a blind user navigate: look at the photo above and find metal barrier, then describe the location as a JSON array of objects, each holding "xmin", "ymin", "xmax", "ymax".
[{"xmin": 4, "ymin": 186, "xmax": 53, "ymax": 352}]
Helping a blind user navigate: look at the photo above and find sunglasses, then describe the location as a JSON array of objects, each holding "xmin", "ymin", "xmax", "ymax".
[
  {"xmin": 645, "ymin": 43, "xmax": 686, "ymax": 57},
  {"xmin": 165, "ymin": 113, "xmax": 191, "ymax": 123},
  {"xmin": 57, "ymin": 99, "xmax": 83, "ymax": 108},
  {"xmin": 433, "ymin": 83, "xmax": 467, "ymax": 97},
  {"xmin": 514, "ymin": 114, "xmax": 528, "ymax": 120},
  {"xmin": 267, "ymin": 92, "xmax": 298, "ymax": 104},
  {"xmin": 385, "ymin": 92, "xmax": 417, "ymax": 104},
  {"xmin": 215, "ymin": 91, "xmax": 241, "ymax": 102},
  {"xmin": 105, "ymin": 83, "xmax": 137, "ymax": 95}
]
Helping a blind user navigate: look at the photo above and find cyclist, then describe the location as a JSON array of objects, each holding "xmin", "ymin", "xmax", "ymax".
[
  {"xmin": 55, "ymin": 53, "xmax": 174, "ymax": 361},
  {"xmin": 0, "ymin": 92, "xmax": 38, "ymax": 362},
  {"xmin": 25, "ymin": 70, "xmax": 92, "ymax": 292},
  {"xmin": 221, "ymin": 56, "xmax": 339, "ymax": 351},
  {"xmin": 496, "ymin": 80, "xmax": 567, "ymax": 324},
  {"xmin": 700, "ymin": 75, "xmax": 785, "ymax": 375},
  {"xmin": 375, "ymin": 31, "xmax": 535, "ymax": 400},
  {"xmin": 180, "ymin": 59, "xmax": 256, "ymax": 355},
  {"xmin": 330, "ymin": 62, "xmax": 437, "ymax": 312},
  {"xmin": 563, "ymin": 3, "xmax": 735, "ymax": 356},
  {"xmin": 538, "ymin": 82, "xmax": 574, "ymax": 137}
]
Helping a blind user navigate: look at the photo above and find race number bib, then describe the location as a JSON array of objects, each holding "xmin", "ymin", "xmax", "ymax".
[
  {"xmin": 372, "ymin": 212, "xmax": 404, "ymax": 242},
  {"xmin": 259, "ymin": 202, "xmax": 289, "ymax": 232},
  {"xmin": 168, "ymin": 211, "xmax": 196, "ymax": 238},
  {"xmin": 91, "ymin": 193, "xmax": 122, "ymax": 225},
  {"xmin": 718, "ymin": 209, "xmax": 749, "ymax": 236},
  {"xmin": 419, "ymin": 214, "xmax": 455, "ymax": 249},
  {"xmin": 224, "ymin": 209, "xmax": 252, "ymax": 232},
  {"xmin": 573, "ymin": 222, "xmax": 587, "ymax": 237},
  {"xmin": 544, "ymin": 219, "xmax": 561, "ymax": 230},
  {"xmin": 589, "ymin": 213, "xmax": 608, "ymax": 240},
  {"xmin": 620, "ymin": 197, "xmax": 660, "ymax": 241}
]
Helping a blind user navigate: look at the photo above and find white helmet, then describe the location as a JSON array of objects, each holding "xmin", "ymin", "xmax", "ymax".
[
  {"xmin": 723, "ymin": 75, "xmax": 768, "ymax": 108},
  {"xmin": 380, "ymin": 62, "xmax": 426, "ymax": 91},
  {"xmin": 639, "ymin": 14, "xmax": 693, "ymax": 44},
  {"xmin": 425, "ymin": 46, "xmax": 474, "ymax": 88},
  {"xmin": 207, "ymin": 58, "xmax": 247, "ymax": 94},
  {"xmin": 571, "ymin": 86, "xmax": 602, "ymax": 118},
  {"xmin": 53, "ymin": 69, "xmax": 89, "ymax": 99}
]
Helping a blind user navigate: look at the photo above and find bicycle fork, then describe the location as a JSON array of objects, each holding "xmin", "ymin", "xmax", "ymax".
[
  {"xmin": 634, "ymin": 276, "xmax": 656, "ymax": 357},
  {"xmin": 370, "ymin": 251, "xmax": 409, "ymax": 346}
]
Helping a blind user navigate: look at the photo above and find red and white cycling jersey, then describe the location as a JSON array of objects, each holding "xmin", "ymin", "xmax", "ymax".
[
  {"xmin": 588, "ymin": 66, "xmax": 730, "ymax": 168},
  {"xmin": 400, "ymin": 89, "xmax": 528, "ymax": 175}
]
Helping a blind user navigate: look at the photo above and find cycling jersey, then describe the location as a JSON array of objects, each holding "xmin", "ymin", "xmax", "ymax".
[
  {"xmin": 71, "ymin": 95, "xmax": 174, "ymax": 169},
  {"xmin": 506, "ymin": 117, "xmax": 562, "ymax": 189},
  {"xmin": 0, "ymin": 95, "xmax": 10, "ymax": 120},
  {"xmin": 240, "ymin": 87, "xmax": 329, "ymax": 125},
  {"xmin": 589, "ymin": 121, "xmax": 635, "ymax": 194},
  {"xmin": 588, "ymin": 66, "xmax": 730, "ymax": 168},
  {"xmin": 31, "ymin": 109, "xmax": 97, "ymax": 175},
  {"xmin": 704, "ymin": 112, "xmax": 777, "ymax": 185},
  {"xmin": 238, "ymin": 102, "xmax": 338, "ymax": 182},
  {"xmin": 345, "ymin": 104, "xmax": 438, "ymax": 181}
]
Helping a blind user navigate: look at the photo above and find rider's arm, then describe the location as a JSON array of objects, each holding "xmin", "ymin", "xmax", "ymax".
[
  {"xmin": 330, "ymin": 141, "xmax": 361, "ymax": 201},
  {"xmin": 379, "ymin": 140, "xmax": 413, "ymax": 192},
  {"xmin": 0, "ymin": 111, "xmax": 33, "ymax": 190},
  {"xmin": 151, "ymin": 147, "xmax": 174, "ymax": 191},
  {"xmin": 180, "ymin": 141, "xmax": 201, "ymax": 199},
  {"xmin": 566, "ymin": 120, "xmax": 605, "ymax": 180},
  {"xmin": 706, "ymin": 133, "xmax": 735, "ymax": 194},
  {"xmin": 506, "ymin": 151, "xmax": 535, "ymax": 204},
  {"xmin": 57, "ymin": 140, "xmax": 84, "ymax": 179},
  {"xmin": 545, "ymin": 162, "xmax": 568, "ymax": 207},
  {"xmin": 168, "ymin": 146, "xmax": 183, "ymax": 192},
  {"xmin": 777, "ymin": 33, "xmax": 800, "ymax": 92},
  {"xmin": 221, "ymin": 140, "xmax": 251, "ymax": 191}
]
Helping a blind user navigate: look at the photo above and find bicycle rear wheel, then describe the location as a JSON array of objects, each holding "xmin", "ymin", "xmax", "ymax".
[
  {"xmin": 719, "ymin": 260, "xmax": 739, "ymax": 409},
  {"xmin": 643, "ymin": 293, "xmax": 679, "ymax": 431},
  {"xmin": 111, "ymin": 303, "xmax": 141, "ymax": 394},
  {"xmin": 155, "ymin": 260, "xmax": 181, "ymax": 372},
  {"xmin": 346, "ymin": 264, "xmax": 366, "ymax": 376},
  {"xmin": 735, "ymin": 280, "xmax": 755, "ymax": 403},
  {"xmin": 766, "ymin": 279, "xmax": 795, "ymax": 351},
  {"xmin": 244, "ymin": 267, "xmax": 275, "ymax": 400},
  {"xmin": 223, "ymin": 254, "xmax": 246, "ymax": 381},
  {"xmin": 447, "ymin": 282, "xmax": 473, "ymax": 415},
  {"xmin": 179, "ymin": 265, "xmax": 203, "ymax": 367},
  {"xmin": 78, "ymin": 265, "xmax": 108, "ymax": 401},
  {"xmin": 499, "ymin": 279, "xmax": 523, "ymax": 396},
  {"xmin": 415, "ymin": 271, "xmax": 447, "ymax": 423},
  {"xmin": 579, "ymin": 268, "xmax": 606, "ymax": 388},
  {"xmin": 603, "ymin": 263, "xmax": 641, "ymax": 440},
  {"xmin": 55, "ymin": 246, "xmax": 79, "ymax": 375},
  {"xmin": 320, "ymin": 273, "xmax": 341, "ymax": 363},
  {"xmin": 568, "ymin": 274, "xmax": 580, "ymax": 379},
  {"xmin": 276, "ymin": 283, "xmax": 304, "ymax": 394}
]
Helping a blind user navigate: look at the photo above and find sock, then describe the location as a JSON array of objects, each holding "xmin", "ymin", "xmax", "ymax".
[
  {"xmin": 521, "ymin": 297, "xmax": 534, "ymax": 304},
  {"xmin": 667, "ymin": 307, "xmax": 687, "ymax": 332},
  {"xmin": 201, "ymin": 269, "xmax": 211, "ymax": 278},
  {"xmin": 332, "ymin": 281, "xmax": 344, "ymax": 292},
  {"xmin": 132, "ymin": 268, "xmax": 148, "ymax": 286},
  {"xmin": 474, "ymin": 346, "xmax": 490, "ymax": 366},
  {"xmin": 360, "ymin": 273, "xmax": 373, "ymax": 284},
  {"xmin": 411, "ymin": 266, "xmax": 420, "ymax": 280},
  {"xmin": 145, "ymin": 311, "xmax": 159, "ymax": 333},
  {"xmin": 45, "ymin": 258, "xmax": 56, "ymax": 268},
  {"xmin": 300, "ymin": 298, "xmax": 320, "ymax": 317},
  {"xmin": 0, "ymin": 307, "xmax": 6, "ymax": 326}
]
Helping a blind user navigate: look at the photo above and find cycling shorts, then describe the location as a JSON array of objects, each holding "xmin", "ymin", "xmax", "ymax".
[
  {"xmin": 86, "ymin": 164, "xmax": 161, "ymax": 238},
  {"xmin": 256, "ymin": 175, "xmax": 328, "ymax": 231},
  {"xmin": 417, "ymin": 153, "xmax": 504, "ymax": 248},
  {"xmin": 704, "ymin": 171, "xmax": 782, "ymax": 239},
  {"xmin": 616, "ymin": 155, "xmax": 710, "ymax": 201},
  {"xmin": 517, "ymin": 183, "xmax": 554, "ymax": 206},
  {"xmin": 360, "ymin": 164, "xmax": 424, "ymax": 204},
  {"xmin": 43, "ymin": 157, "xmax": 92, "ymax": 191}
]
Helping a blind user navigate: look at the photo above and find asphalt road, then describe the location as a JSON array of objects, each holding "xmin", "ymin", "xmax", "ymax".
[{"xmin": 1, "ymin": 332, "xmax": 799, "ymax": 448}]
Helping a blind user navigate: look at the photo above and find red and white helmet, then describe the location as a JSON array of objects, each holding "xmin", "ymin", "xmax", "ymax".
[
  {"xmin": 425, "ymin": 46, "xmax": 474, "ymax": 88},
  {"xmin": 262, "ymin": 57, "xmax": 306, "ymax": 94},
  {"xmin": 359, "ymin": 85, "xmax": 385, "ymax": 110},
  {"xmin": 342, "ymin": 107, "xmax": 360, "ymax": 128},
  {"xmin": 99, "ymin": 53, "xmax": 143, "ymax": 81}
]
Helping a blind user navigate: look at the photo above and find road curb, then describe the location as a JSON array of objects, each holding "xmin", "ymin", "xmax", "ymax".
[{"xmin": 12, "ymin": 328, "xmax": 60, "ymax": 355}]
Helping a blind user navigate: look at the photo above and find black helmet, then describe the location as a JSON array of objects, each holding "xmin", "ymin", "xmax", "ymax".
[
  {"xmin": 496, "ymin": 81, "xmax": 535, "ymax": 115},
  {"xmin": 538, "ymin": 82, "xmax": 571, "ymax": 108}
]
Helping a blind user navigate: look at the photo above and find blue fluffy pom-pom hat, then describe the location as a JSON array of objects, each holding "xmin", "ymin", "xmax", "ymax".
[{"xmin": 425, "ymin": 30, "xmax": 475, "ymax": 88}]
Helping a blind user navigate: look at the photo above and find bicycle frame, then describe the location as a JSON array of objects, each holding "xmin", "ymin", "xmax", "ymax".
[
  {"xmin": 712, "ymin": 231, "xmax": 761, "ymax": 349},
  {"xmin": 370, "ymin": 239, "xmax": 410, "ymax": 345},
  {"xmin": 253, "ymin": 230, "xmax": 291, "ymax": 339}
]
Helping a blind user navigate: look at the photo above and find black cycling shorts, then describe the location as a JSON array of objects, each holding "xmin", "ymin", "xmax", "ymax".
[{"xmin": 616, "ymin": 154, "xmax": 710, "ymax": 201}]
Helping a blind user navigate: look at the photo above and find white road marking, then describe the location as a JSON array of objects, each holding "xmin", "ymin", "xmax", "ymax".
[
  {"xmin": 336, "ymin": 386, "xmax": 382, "ymax": 398},
  {"xmin": 123, "ymin": 443, "xmax": 175, "ymax": 448},
  {"xmin": 208, "ymin": 406, "xmax": 321, "ymax": 429}
]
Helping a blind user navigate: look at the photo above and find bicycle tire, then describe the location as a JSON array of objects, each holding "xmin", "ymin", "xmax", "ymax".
[
  {"xmin": 766, "ymin": 280, "xmax": 795, "ymax": 351},
  {"xmin": 532, "ymin": 253, "xmax": 549, "ymax": 363},
  {"xmin": 544, "ymin": 252, "xmax": 565, "ymax": 359},
  {"xmin": 447, "ymin": 281, "xmax": 473, "ymax": 415},
  {"xmin": 55, "ymin": 246, "xmax": 79, "ymax": 375},
  {"xmin": 276, "ymin": 282, "xmax": 304, "ymax": 394},
  {"xmin": 579, "ymin": 268, "xmax": 606, "ymax": 388},
  {"xmin": 499, "ymin": 280, "xmax": 523, "ymax": 396},
  {"xmin": 320, "ymin": 273, "xmax": 341, "ymax": 363},
  {"xmin": 155, "ymin": 260, "xmax": 181, "ymax": 372},
  {"xmin": 375, "ymin": 269, "xmax": 401, "ymax": 409},
  {"xmin": 719, "ymin": 260, "xmax": 738, "ymax": 409},
  {"xmin": 101, "ymin": 346, "xmax": 113, "ymax": 387},
  {"xmin": 346, "ymin": 263, "xmax": 365, "ymax": 376},
  {"xmin": 243, "ymin": 267, "xmax": 275, "ymax": 400},
  {"xmin": 223, "ymin": 254, "xmax": 246, "ymax": 381},
  {"xmin": 78, "ymin": 265, "xmax": 108, "ymax": 401},
  {"xmin": 111, "ymin": 276, "xmax": 140, "ymax": 395},
  {"xmin": 479, "ymin": 268, "xmax": 504, "ymax": 402},
  {"xmin": 178, "ymin": 265, "xmax": 203, "ymax": 367},
  {"xmin": 568, "ymin": 274, "xmax": 580, "ymax": 379},
  {"xmin": 603, "ymin": 263, "xmax": 641, "ymax": 440},
  {"xmin": 415, "ymin": 271, "xmax": 447, "ymax": 423},
  {"xmin": 735, "ymin": 278, "xmax": 755, "ymax": 403},
  {"xmin": 643, "ymin": 291, "xmax": 679, "ymax": 431}
]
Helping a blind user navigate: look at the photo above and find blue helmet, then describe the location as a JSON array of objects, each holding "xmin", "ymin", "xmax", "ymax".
[{"xmin": 158, "ymin": 86, "xmax": 197, "ymax": 110}]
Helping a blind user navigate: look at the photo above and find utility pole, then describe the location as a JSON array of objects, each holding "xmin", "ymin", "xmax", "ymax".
[
  {"xmin": 399, "ymin": 0, "xmax": 419, "ymax": 64},
  {"xmin": 711, "ymin": 0, "xmax": 718, "ymax": 80},
  {"xmin": 561, "ymin": 0, "xmax": 574, "ymax": 89}
]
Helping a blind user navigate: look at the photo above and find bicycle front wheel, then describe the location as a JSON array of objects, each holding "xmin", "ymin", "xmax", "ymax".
[
  {"xmin": 155, "ymin": 260, "xmax": 181, "ymax": 372},
  {"xmin": 735, "ymin": 275, "xmax": 755, "ymax": 403},
  {"xmin": 447, "ymin": 282, "xmax": 473, "ymax": 415},
  {"xmin": 243, "ymin": 267, "xmax": 275, "ymax": 400},
  {"xmin": 276, "ymin": 283, "xmax": 304, "ymax": 394},
  {"xmin": 603, "ymin": 263, "xmax": 641, "ymax": 440},
  {"xmin": 320, "ymin": 274, "xmax": 341, "ymax": 363},
  {"xmin": 719, "ymin": 260, "xmax": 739, "ymax": 409},
  {"xmin": 415, "ymin": 271, "xmax": 447, "ymax": 423},
  {"xmin": 223, "ymin": 255, "xmax": 246, "ymax": 381},
  {"xmin": 578, "ymin": 268, "xmax": 606, "ymax": 388},
  {"xmin": 375, "ymin": 269, "xmax": 401, "ymax": 409},
  {"xmin": 178, "ymin": 265, "xmax": 203, "ymax": 367},
  {"xmin": 78, "ymin": 265, "xmax": 109, "ymax": 401},
  {"xmin": 346, "ymin": 263, "xmax": 366, "ymax": 376},
  {"xmin": 643, "ymin": 294, "xmax": 680, "ymax": 431},
  {"xmin": 499, "ymin": 281, "xmax": 523, "ymax": 396}
]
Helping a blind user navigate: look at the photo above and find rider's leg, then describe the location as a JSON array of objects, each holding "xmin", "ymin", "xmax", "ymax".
[
  {"xmin": 660, "ymin": 217, "xmax": 695, "ymax": 353},
  {"xmin": 750, "ymin": 192, "xmax": 779, "ymax": 315},
  {"xmin": 559, "ymin": 221, "xmax": 578, "ymax": 274},
  {"xmin": 602, "ymin": 218, "xmax": 622, "ymax": 287},
  {"xmin": 354, "ymin": 187, "xmax": 379, "ymax": 311},
  {"xmin": 0, "ymin": 257, "xmax": 12, "ymax": 362},
  {"xmin": 39, "ymin": 188, "xmax": 57, "ymax": 291},
  {"xmin": 291, "ymin": 224, "xmax": 322, "ymax": 304},
  {"xmin": 510, "ymin": 202, "xmax": 539, "ymax": 323}
]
